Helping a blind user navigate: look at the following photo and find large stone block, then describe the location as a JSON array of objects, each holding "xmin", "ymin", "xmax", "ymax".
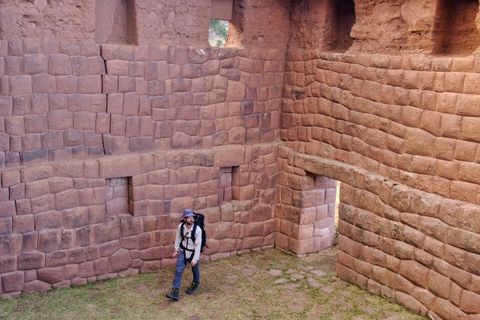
[
  {"xmin": 18, "ymin": 251, "xmax": 45, "ymax": 270},
  {"xmin": 10, "ymin": 75, "xmax": 32, "ymax": 95},
  {"xmin": 1, "ymin": 271, "xmax": 24, "ymax": 293},
  {"xmin": 0, "ymin": 255, "xmax": 16, "ymax": 274},
  {"xmin": 108, "ymin": 248, "xmax": 131, "ymax": 272},
  {"xmin": 98, "ymin": 156, "xmax": 141, "ymax": 178},
  {"xmin": 92, "ymin": 219, "xmax": 121, "ymax": 244},
  {"xmin": 38, "ymin": 266, "xmax": 65, "ymax": 284}
]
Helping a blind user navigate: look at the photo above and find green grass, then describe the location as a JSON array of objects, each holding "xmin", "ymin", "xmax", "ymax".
[{"xmin": 0, "ymin": 248, "xmax": 426, "ymax": 320}]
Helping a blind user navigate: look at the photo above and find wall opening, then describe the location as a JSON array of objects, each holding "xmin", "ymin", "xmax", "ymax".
[
  {"xmin": 310, "ymin": 175, "xmax": 339, "ymax": 250},
  {"xmin": 209, "ymin": 19, "xmax": 230, "ymax": 47},
  {"xmin": 433, "ymin": 0, "xmax": 480, "ymax": 55},
  {"xmin": 219, "ymin": 166, "xmax": 239, "ymax": 202},
  {"xmin": 327, "ymin": 0, "xmax": 356, "ymax": 52},
  {"xmin": 95, "ymin": 0, "xmax": 137, "ymax": 44},
  {"xmin": 210, "ymin": 0, "xmax": 242, "ymax": 47},
  {"xmin": 106, "ymin": 177, "xmax": 133, "ymax": 216}
]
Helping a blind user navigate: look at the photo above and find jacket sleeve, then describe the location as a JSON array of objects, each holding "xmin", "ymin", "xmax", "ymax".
[
  {"xmin": 192, "ymin": 227, "xmax": 202, "ymax": 263},
  {"xmin": 174, "ymin": 224, "xmax": 182, "ymax": 251}
]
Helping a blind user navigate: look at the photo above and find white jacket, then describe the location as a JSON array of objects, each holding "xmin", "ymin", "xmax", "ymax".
[{"xmin": 174, "ymin": 222, "xmax": 202, "ymax": 263}]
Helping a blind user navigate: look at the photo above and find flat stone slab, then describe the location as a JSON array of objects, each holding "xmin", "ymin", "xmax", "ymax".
[{"xmin": 268, "ymin": 269, "xmax": 283, "ymax": 277}]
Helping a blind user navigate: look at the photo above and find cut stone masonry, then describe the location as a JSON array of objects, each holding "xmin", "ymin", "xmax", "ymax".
[{"xmin": 0, "ymin": 0, "xmax": 479, "ymax": 319}]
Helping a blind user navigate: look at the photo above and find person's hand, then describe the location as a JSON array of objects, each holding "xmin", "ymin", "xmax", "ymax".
[
  {"xmin": 172, "ymin": 251, "xmax": 178, "ymax": 258},
  {"xmin": 191, "ymin": 260, "xmax": 197, "ymax": 267}
]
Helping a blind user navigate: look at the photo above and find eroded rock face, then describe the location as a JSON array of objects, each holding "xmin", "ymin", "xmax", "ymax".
[
  {"xmin": 0, "ymin": 0, "xmax": 95, "ymax": 42},
  {"xmin": 351, "ymin": 0, "xmax": 437, "ymax": 53},
  {"xmin": 0, "ymin": 1, "xmax": 480, "ymax": 319}
]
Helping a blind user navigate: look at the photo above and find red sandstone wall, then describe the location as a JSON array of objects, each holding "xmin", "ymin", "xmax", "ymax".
[
  {"xmin": 278, "ymin": 1, "xmax": 480, "ymax": 319},
  {"xmin": 280, "ymin": 45, "xmax": 480, "ymax": 320},
  {"xmin": 0, "ymin": 0, "xmax": 96, "ymax": 42},
  {"xmin": 0, "ymin": 0, "xmax": 289, "ymax": 296},
  {"xmin": 1, "ymin": 1, "xmax": 480, "ymax": 319},
  {"xmin": 0, "ymin": 39, "xmax": 283, "ymax": 166}
]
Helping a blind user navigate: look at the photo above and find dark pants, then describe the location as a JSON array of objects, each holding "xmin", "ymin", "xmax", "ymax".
[{"xmin": 172, "ymin": 250, "xmax": 200, "ymax": 289}]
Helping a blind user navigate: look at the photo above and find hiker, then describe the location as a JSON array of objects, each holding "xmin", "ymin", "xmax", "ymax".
[{"xmin": 166, "ymin": 209, "xmax": 203, "ymax": 301}]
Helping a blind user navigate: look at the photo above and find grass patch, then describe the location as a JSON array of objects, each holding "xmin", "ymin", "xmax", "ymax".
[{"xmin": 0, "ymin": 248, "xmax": 426, "ymax": 320}]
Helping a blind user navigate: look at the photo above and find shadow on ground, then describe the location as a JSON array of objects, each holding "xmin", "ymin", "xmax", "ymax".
[{"xmin": 0, "ymin": 247, "xmax": 426, "ymax": 320}]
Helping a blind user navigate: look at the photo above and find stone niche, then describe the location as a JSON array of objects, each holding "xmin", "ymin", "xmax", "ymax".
[
  {"xmin": 95, "ymin": 0, "xmax": 137, "ymax": 44},
  {"xmin": 433, "ymin": 0, "xmax": 480, "ymax": 54},
  {"xmin": 289, "ymin": 0, "xmax": 355, "ymax": 51}
]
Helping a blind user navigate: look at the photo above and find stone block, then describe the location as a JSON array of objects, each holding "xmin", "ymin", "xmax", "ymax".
[
  {"xmin": 148, "ymin": 80, "xmax": 166, "ymax": 96},
  {"xmin": 2, "ymin": 170, "xmax": 19, "ymax": 188},
  {"xmin": 5, "ymin": 116, "xmax": 25, "ymax": 135},
  {"xmin": 5, "ymin": 56, "xmax": 22, "ymax": 75},
  {"xmin": 118, "ymin": 76, "xmax": 135, "ymax": 92},
  {"xmin": 1, "ymin": 271, "xmax": 24, "ymax": 293},
  {"xmin": 462, "ymin": 117, "xmax": 480, "ymax": 142},
  {"xmin": 54, "ymin": 189, "xmax": 79, "ymax": 210},
  {"xmin": 0, "ymin": 255, "xmax": 16, "ymax": 274},
  {"xmin": 99, "ymin": 156, "xmax": 141, "ymax": 178},
  {"xmin": 108, "ymin": 249, "xmax": 132, "ymax": 272},
  {"xmin": 10, "ymin": 75, "xmax": 32, "ymax": 95},
  {"xmin": 102, "ymin": 75, "xmax": 118, "ymax": 95},
  {"xmin": 441, "ymin": 113, "xmax": 462, "ymax": 139},
  {"xmin": 78, "ymin": 75, "xmax": 102, "ymax": 94},
  {"xmin": 45, "ymin": 251, "xmax": 67, "ymax": 267},
  {"xmin": 24, "ymin": 114, "xmax": 48, "ymax": 134},
  {"xmin": 13, "ymin": 214, "xmax": 34, "ymax": 233},
  {"xmin": 49, "ymin": 54, "xmax": 72, "ymax": 75},
  {"xmin": 23, "ymin": 54, "xmax": 48, "ymax": 74},
  {"xmin": 47, "ymin": 110, "xmax": 73, "ymax": 130},
  {"xmin": 38, "ymin": 229, "xmax": 60, "ymax": 253},
  {"xmin": 214, "ymin": 146, "xmax": 244, "ymax": 167},
  {"xmin": 32, "ymin": 73, "xmax": 56, "ymax": 93},
  {"xmin": 107, "ymin": 60, "xmax": 129, "ymax": 76},
  {"xmin": 35, "ymin": 210, "xmax": 62, "ymax": 230},
  {"xmin": 18, "ymin": 251, "xmax": 45, "ymax": 270},
  {"xmin": 12, "ymin": 95, "xmax": 29, "ymax": 116},
  {"xmin": 76, "ymin": 261, "xmax": 94, "ymax": 278},
  {"xmin": 92, "ymin": 219, "xmax": 121, "ymax": 244},
  {"xmin": 25, "ymin": 179, "xmax": 50, "ymax": 199},
  {"xmin": 23, "ymin": 280, "xmax": 51, "ymax": 293},
  {"xmin": 55, "ymin": 76, "xmax": 75, "ymax": 94},
  {"xmin": 404, "ymin": 128, "xmax": 435, "ymax": 157},
  {"xmin": 427, "ymin": 270, "xmax": 451, "ymax": 299},
  {"xmin": 68, "ymin": 248, "xmax": 86, "ymax": 264},
  {"xmin": 38, "ymin": 266, "xmax": 65, "ymax": 284},
  {"xmin": 93, "ymin": 257, "xmax": 108, "ymax": 276}
]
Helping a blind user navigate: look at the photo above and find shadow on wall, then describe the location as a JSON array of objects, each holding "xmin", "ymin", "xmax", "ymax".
[
  {"xmin": 289, "ymin": 0, "xmax": 356, "ymax": 52},
  {"xmin": 95, "ymin": 0, "xmax": 137, "ymax": 44},
  {"xmin": 432, "ymin": 0, "xmax": 480, "ymax": 55}
]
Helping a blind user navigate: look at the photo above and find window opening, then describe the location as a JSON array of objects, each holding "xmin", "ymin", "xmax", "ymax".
[
  {"xmin": 209, "ymin": 19, "xmax": 230, "ymax": 47},
  {"xmin": 106, "ymin": 177, "xmax": 133, "ymax": 216},
  {"xmin": 219, "ymin": 166, "xmax": 237, "ymax": 202}
]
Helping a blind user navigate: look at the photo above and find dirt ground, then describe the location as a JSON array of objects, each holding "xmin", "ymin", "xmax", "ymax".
[{"xmin": 0, "ymin": 247, "xmax": 426, "ymax": 320}]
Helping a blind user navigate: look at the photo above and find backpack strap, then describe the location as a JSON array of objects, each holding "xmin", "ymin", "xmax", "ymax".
[
  {"xmin": 179, "ymin": 222, "xmax": 196, "ymax": 264},
  {"xmin": 191, "ymin": 223, "xmax": 197, "ymax": 243}
]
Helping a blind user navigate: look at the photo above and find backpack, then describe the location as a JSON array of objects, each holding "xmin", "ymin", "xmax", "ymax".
[{"xmin": 180, "ymin": 212, "xmax": 207, "ymax": 261}]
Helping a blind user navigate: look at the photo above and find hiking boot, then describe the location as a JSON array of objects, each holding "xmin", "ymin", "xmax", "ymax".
[
  {"xmin": 186, "ymin": 282, "xmax": 199, "ymax": 295},
  {"xmin": 166, "ymin": 287, "xmax": 180, "ymax": 301}
]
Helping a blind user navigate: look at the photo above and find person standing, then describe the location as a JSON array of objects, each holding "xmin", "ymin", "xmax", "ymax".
[{"xmin": 166, "ymin": 209, "xmax": 202, "ymax": 301}]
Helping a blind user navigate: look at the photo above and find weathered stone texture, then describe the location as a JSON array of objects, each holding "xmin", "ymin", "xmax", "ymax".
[{"xmin": 0, "ymin": 1, "xmax": 480, "ymax": 319}]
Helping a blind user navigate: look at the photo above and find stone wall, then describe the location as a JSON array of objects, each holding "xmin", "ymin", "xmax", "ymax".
[
  {"xmin": 1, "ymin": 0, "xmax": 480, "ymax": 319},
  {"xmin": 0, "ymin": 145, "xmax": 277, "ymax": 294},
  {"xmin": 280, "ymin": 48, "xmax": 480, "ymax": 320},
  {"xmin": 0, "ymin": 38, "xmax": 283, "ymax": 166},
  {"xmin": 0, "ymin": 0, "xmax": 286, "ymax": 294}
]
